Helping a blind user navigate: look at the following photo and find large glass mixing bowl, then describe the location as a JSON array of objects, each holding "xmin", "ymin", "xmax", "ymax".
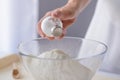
[{"xmin": 18, "ymin": 37, "xmax": 107, "ymax": 80}]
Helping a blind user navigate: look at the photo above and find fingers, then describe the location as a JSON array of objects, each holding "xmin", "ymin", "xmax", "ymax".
[
  {"xmin": 62, "ymin": 18, "xmax": 76, "ymax": 29},
  {"xmin": 37, "ymin": 5, "xmax": 76, "ymax": 40},
  {"xmin": 38, "ymin": 16, "xmax": 76, "ymax": 40},
  {"xmin": 51, "ymin": 5, "xmax": 76, "ymax": 20},
  {"xmin": 51, "ymin": 8, "xmax": 62, "ymax": 18},
  {"xmin": 46, "ymin": 37, "xmax": 55, "ymax": 40}
]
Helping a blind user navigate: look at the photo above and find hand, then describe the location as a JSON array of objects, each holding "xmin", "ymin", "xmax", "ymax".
[
  {"xmin": 38, "ymin": 3, "xmax": 78, "ymax": 40},
  {"xmin": 37, "ymin": 0, "xmax": 89, "ymax": 40}
]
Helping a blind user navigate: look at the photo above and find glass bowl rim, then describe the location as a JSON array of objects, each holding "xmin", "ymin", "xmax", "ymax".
[{"xmin": 18, "ymin": 36, "xmax": 108, "ymax": 61}]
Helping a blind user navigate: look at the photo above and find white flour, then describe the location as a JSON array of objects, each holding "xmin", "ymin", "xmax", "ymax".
[{"xmin": 25, "ymin": 49, "xmax": 93, "ymax": 80}]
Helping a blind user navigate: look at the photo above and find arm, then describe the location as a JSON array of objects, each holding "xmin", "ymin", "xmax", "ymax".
[
  {"xmin": 67, "ymin": 0, "xmax": 90, "ymax": 17},
  {"xmin": 38, "ymin": 0, "xmax": 90, "ymax": 40}
]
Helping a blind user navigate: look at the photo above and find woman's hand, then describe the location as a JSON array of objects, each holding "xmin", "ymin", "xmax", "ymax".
[{"xmin": 38, "ymin": 0, "xmax": 89, "ymax": 40}]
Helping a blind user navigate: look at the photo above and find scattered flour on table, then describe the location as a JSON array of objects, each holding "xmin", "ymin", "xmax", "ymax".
[{"xmin": 26, "ymin": 49, "xmax": 93, "ymax": 80}]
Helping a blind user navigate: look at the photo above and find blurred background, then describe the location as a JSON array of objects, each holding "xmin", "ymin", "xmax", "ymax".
[{"xmin": 0, "ymin": 0, "xmax": 97, "ymax": 56}]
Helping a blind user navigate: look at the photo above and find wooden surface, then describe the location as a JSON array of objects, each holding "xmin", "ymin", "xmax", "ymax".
[{"xmin": 0, "ymin": 54, "xmax": 120, "ymax": 80}]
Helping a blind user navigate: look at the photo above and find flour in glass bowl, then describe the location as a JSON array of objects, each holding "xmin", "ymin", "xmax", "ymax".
[{"xmin": 27, "ymin": 49, "xmax": 93, "ymax": 80}]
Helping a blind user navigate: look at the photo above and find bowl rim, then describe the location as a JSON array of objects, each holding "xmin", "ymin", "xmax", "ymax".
[{"xmin": 18, "ymin": 36, "xmax": 108, "ymax": 61}]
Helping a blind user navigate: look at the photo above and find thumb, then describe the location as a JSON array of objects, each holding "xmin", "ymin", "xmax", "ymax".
[
  {"xmin": 51, "ymin": 9, "xmax": 63, "ymax": 19},
  {"xmin": 51, "ymin": 8, "xmax": 75, "ymax": 20}
]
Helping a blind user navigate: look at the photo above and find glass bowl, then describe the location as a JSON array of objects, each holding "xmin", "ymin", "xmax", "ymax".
[{"xmin": 18, "ymin": 37, "xmax": 107, "ymax": 80}]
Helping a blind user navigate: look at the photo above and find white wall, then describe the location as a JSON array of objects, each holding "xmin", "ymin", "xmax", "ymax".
[
  {"xmin": 38, "ymin": 0, "xmax": 97, "ymax": 38},
  {"xmin": 0, "ymin": 0, "xmax": 38, "ymax": 54}
]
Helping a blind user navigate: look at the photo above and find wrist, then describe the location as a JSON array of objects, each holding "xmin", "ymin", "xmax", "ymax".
[
  {"xmin": 68, "ymin": 0, "xmax": 81, "ymax": 7},
  {"xmin": 67, "ymin": 0, "xmax": 90, "ymax": 14}
]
